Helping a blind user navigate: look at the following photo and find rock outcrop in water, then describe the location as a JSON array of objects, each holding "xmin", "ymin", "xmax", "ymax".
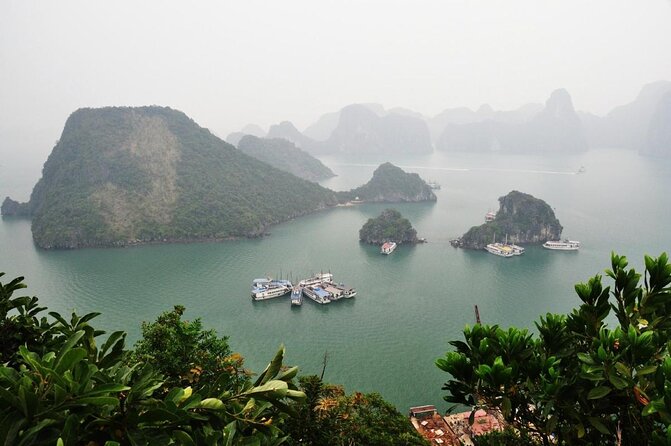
[
  {"xmin": 359, "ymin": 209, "xmax": 418, "ymax": 245},
  {"xmin": 459, "ymin": 191, "xmax": 562, "ymax": 249},
  {"xmin": 337, "ymin": 163, "xmax": 437, "ymax": 203},
  {"xmin": 1, "ymin": 197, "xmax": 30, "ymax": 217}
]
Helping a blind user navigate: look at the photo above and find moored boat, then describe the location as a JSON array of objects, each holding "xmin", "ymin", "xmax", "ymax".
[
  {"xmin": 291, "ymin": 286, "xmax": 303, "ymax": 306},
  {"xmin": 251, "ymin": 278, "xmax": 292, "ymax": 301},
  {"xmin": 543, "ymin": 240, "xmax": 581, "ymax": 250},
  {"xmin": 299, "ymin": 272, "xmax": 334, "ymax": 287},
  {"xmin": 509, "ymin": 244, "xmax": 525, "ymax": 255},
  {"xmin": 485, "ymin": 243, "xmax": 514, "ymax": 258},
  {"xmin": 381, "ymin": 241, "xmax": 397, "ymax": 255},
  {"xmin": 302, "ymin": 285, "xmax": 332, "ymax": 304}
]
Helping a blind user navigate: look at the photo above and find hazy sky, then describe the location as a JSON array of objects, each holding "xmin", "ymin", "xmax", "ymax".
[{"xmin": 1, "ymin": 0, "xmax": 671, "ymax": 177}]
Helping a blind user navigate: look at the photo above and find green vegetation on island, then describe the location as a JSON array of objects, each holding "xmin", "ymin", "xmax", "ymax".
[
  {"xmin": 359, "ymin": 208, "xmax": 418, "ymax": 244},
  {"xmin": 0, "ymin": 272, "xmax": 425, "ymax": 445},
  {"xmin": 338, "ymin": 162, "xmax": 437, "ymax": 203},
  {"xmin": 237, "ymin": 135, "xmax": 335, "ymax": 182},
  {"xmin": 1, "ymin": 108, "xmax": 440, "ymax": 249},
  {"xmin": 438, "ymin": 252, "xmax": 671, "ymax": 445},
  {"xmin": 9, "ymin": 106, "xmax": 339, "ymax": 248},
  {"xmin": 460, "ymin": 190, "xmax": 562, "ymax": 249},
  {"xmin": 0, "ymin": 197, "xmax": 30, "ymax": 217}
]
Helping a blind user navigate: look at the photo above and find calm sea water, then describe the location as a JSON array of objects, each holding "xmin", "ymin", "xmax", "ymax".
[{"xmin": 1, "ymin": 149, "xmax": 670, "ymax": 411}]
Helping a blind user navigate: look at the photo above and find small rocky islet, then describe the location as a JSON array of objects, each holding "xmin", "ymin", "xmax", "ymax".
[{"xmin": 456, "ymin": 190, "xmax": 563, "ymax": 249}]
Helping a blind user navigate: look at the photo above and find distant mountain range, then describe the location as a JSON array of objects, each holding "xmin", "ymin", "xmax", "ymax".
[{"xmin": 227, "ymin": 80, "xmax": 671, "ymax": 157}]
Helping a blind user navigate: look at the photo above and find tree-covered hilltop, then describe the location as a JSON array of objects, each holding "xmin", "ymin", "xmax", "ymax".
[
  {"xmin": 8, "ymin": 106, "xmax": 339, "ymax": 248},
  {"xmin": 338, "ymin": 162, "xmax": 437, "ymax": 203},
  {"xmin": 236, "ymin": 135, "xmax": 335, "ymax": 182},
  {"xmin": 459, "ymin": 191, "xmax": 562, "ymax": 249},
  {"xmin": 359, "ymin": 209, "xmax": 418, "ymax": 244},
  {"xmin": 437, "ymin": 252, "xmax": 671, "ymax": 445}
]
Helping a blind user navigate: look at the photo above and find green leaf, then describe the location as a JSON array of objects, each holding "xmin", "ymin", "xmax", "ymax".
[
  {"xmin": 587, "ymin": 386, "xmax": 612, "ymax": 399},
  {"xmin": 54, "ymin": 348, "xmax": 87, "ymax": 374},
  {"xmin": 637, "ymin": 365, "xmax": 658, "ymax": 376},
  {"xmin": 577, "ymin": 353, "xmax": 595, "ymax": 364},
  {"xmin": 608, "ymin": 372, "xmax": 628, "ymax": 390},
  {"xmin": 244, "ymin": 380, "xmax": 289, "ymax": 398},
  {"xmin": 199, "ymin": 398, "xmax": 226, "ymax": 410},
  {"xmin": 587, "ymin": 416, "xmax": 610, "ymax": 435},
  {"xmin": 171, "ymin": 430, "xmax": 195, "ymax": 446}
]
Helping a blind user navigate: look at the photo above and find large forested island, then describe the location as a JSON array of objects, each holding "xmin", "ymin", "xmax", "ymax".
[
  {"xmin": 236, "ymin": 135, "xmax": 335, "ymax": 182},
  {"xmin": 1, "ymin": 107, "xmax": 436, "ymax": 249},
  {"xmin": 359, "ymin": 209, "xmax": 418, "ymax": 244},
  {"xmin": 337, "ymin": 162, "xmax": 437, "ymax": 203},
  {"xmin": 459, "ymin": 191, "xmax": 562, "ymax": 249},
  {"xmin": 3, "ymin": 107, "xmax": 339, "ymax": 248}
]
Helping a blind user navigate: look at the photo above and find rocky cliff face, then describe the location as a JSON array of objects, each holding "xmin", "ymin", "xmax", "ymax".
[
  {"xmin": 642, "ymin": 92, "xmax": 671, "ymax": 157},
  {"xmin": 13, "ymin": 106, "xmax": 339, "ymax": 249},
  {"xmin": 580, "ymin": 81, "xmax": 671, "ymax": 150},
  {"xmin": 460, "ymin": 191, "xmax": 562, "ymax": 249},
  {"xmin": 237, "ymin": 135, "xmax": 335, "ymax": 181},
  {"xmin": 338, "ymin": 162, "xmax": 437, "ymax": 203},
  {"xmin": 324, "ymin": 105, "xmax": 433, "ymax": 156}
]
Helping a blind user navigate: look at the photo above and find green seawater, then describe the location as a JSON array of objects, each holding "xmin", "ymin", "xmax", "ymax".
[{"xmin": 1, "ymin": 149, "xmax": 670, "ymax": 411}]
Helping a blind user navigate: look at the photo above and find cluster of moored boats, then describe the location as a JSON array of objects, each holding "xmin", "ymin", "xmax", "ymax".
[{"xmin": 251, "ymin": 272, "xmax": 356, "ymax": 305}]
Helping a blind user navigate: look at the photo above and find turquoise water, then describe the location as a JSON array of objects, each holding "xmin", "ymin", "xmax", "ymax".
[{"xmin": 1, "ymin": 149, "xmax": 670, "ymax": 411}]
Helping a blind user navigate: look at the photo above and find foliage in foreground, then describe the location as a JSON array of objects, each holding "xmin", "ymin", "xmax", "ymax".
[
  {"xmin": 0, "ymin": 272, "xmax": 305, "ymax": 445},
  {"xmin": 437, "ymin": 252, "xmax": 671, "ymax": 445},
  {"xmin": 284, "ymin": 375, "xmax": 428, "ymax": 446},
  {"xmin": 131, "ymin": 305, "xmax": 249, "ymax": 394}
]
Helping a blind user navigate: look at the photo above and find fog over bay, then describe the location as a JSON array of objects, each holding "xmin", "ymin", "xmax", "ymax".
[{"xmin": 1, "ymin": 0, "xmax": 671, "ymax": 199}]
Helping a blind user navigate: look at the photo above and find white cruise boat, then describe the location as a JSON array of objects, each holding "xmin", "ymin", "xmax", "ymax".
[
  {"xmin": 509, "ymin": 244, "xmax": 525, "ymax": 255},
  {"xmin": 251, "ymin": 278, "xmax": 292, "ymax": 300},
  {"xmin": 485, "ymin": 242, "xmax": 514, "ymax": 258},
  {"xmin": 302, "ymin": 286, "xmax": 332, "ymax": 304},
  {"xmin": 381, "ymin": 241, "xmax": 397, "ymax": 255},
  {"xmin": 298, "ymin": 272, "xmax": 334, "ymax": 287},
  {"xmin": 543, "ymin": 240, "xmax": 581, "ymax": 251}
]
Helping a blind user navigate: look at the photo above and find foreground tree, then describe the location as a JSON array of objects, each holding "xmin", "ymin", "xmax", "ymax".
[
  {"xmin": 132, "ymin": 305, "xmax": 248, "ymax": 393},
  {"xmin": 0, "ymin": 273, "xmax": 304, "ymax": 445},
  {"xmin": 437, "ymin": 253, "xmax": 671, "ymax": 445},
  {"xmin": 284, "ymin": 375, "xmax": 428, "ymax": 446}
]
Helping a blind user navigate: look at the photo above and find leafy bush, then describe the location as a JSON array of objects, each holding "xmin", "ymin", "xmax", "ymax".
[{"xmin": 437, "ymin": 252, "xmax": 671, "ymax": 445}]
